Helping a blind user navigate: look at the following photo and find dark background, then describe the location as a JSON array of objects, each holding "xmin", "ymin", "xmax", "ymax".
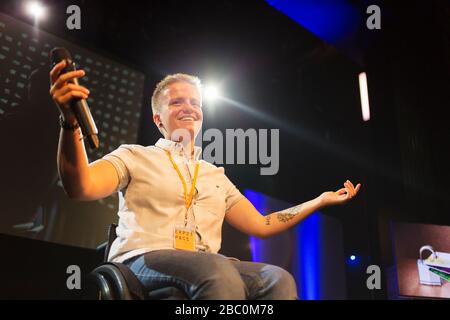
[
  {"xmin": 0, "ymin": 11, "xmax": 145, "ymax": 247},
  {"xmin": 0, "ymin": 0, "xmax": 449, "ymax": 299}
]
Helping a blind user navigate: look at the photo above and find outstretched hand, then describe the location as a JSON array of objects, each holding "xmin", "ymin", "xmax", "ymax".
[{"xmin": 320, "ymin": 180, "xmax": 361, "ymax": 207}]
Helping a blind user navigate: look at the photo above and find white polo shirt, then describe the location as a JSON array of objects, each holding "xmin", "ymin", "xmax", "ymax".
[{"xmin": 102, "ymin": 138, "xmax": 244, "ymax": 263}]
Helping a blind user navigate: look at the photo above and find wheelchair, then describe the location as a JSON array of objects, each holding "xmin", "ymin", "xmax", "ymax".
[{"xmin": 89, "ymin": 224, "xmax": 189, "ymax": 300}]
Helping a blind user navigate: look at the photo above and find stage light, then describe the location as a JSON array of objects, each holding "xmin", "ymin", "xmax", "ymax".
[
  {"xmin": 348, "ymin": 254, "xmax": 360, "ymax": 265},
  {"xmin": 358, "ymin": 72, "xmax": 371, "ymax": 122},
  {"xmin": 204, "ymin": 84, "xmax": 220, "ymax": 102},
  {"xmin": 25, "ymin": 1, "xmax": 46, "ymax": 21}
]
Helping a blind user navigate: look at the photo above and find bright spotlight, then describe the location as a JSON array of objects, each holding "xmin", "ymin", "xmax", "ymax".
[
  {"xmin": 26, "ymin": 1, "xmax": 46, "ymax": 21},
  {"xmin": 204, "ymin": 85, "xmax": 220, "ymax": 102}
]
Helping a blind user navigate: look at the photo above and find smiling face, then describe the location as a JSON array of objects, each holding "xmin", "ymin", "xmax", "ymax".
[{"xmin": 153, "ymin": 81, "xmax": 203, "ymax": 142}]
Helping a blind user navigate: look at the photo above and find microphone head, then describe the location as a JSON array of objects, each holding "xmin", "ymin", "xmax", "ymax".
[{"xmin": 50, "ymin": 47, "xmax": 72, "ymax": 65}]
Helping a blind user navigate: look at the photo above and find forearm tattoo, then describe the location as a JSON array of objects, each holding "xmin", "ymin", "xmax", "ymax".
[
  {"xmin": 265, "ymin": 215, "xmax": 271, "ymax": 225},
  {"xmin": 276, "ymin": 204, "xmax": 303, "ymax": 223}
]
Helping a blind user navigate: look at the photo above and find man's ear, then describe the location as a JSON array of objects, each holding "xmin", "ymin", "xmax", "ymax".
[
  {"xmin": 153, "ymin": 113, "xmax": 168, "ymax": 137},
  {"xmin": 153, "ymin": 113, "xmax": 161, "ymax": 127}
]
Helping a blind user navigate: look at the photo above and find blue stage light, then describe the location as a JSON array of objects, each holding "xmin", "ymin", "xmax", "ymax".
[
  {"xmin": 348, "ymin": 254, "xmax": 360, "ymax": 265},
  {"xmin": 244, "ymin": 189, "xmax": 321, "ymax": 300},
  {"xmin": 265, "ymin": 0, "xmax": 361, "ymax": 45}
]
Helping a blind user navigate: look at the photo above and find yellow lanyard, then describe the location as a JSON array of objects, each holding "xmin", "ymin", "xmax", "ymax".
[{"xmin": 165, "ymin": 150, "xmax": 199, "ymax": 225}]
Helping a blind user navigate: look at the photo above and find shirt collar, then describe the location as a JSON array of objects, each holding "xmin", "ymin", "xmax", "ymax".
[{"xmin": 155, "ymin": 138, "xmax": 202, "ymax": 161}]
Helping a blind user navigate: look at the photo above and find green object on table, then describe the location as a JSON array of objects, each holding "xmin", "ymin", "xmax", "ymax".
[{"xmin": 429, "ymin": 267, "xmax": 450, "ymax": 282}]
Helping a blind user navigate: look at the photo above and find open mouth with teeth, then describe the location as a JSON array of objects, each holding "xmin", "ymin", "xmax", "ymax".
[{"xmin": 178, "ymin": 116, "xmax": 196, "ymax": 121}]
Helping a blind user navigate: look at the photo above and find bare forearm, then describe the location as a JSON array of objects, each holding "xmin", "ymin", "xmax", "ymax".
[
  {"xmin": 226, "ymin": 182, "xmax": 361, "ymax": 239},
  {"xmin": 51, "ymin": 61, "xmax": 116, "ymax": 200},
  {"xmin": 57, "ymin": 126, "xmax": 91, "ymax": 198},
  {"xmin": 261, "ymin": 196, "xmax": 323, "ymax": 238}
]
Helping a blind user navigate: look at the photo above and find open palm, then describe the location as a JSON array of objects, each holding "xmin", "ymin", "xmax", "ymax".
[{"xmin": 320, "ymin": 180, "xmax": 361, "ymax": 207}]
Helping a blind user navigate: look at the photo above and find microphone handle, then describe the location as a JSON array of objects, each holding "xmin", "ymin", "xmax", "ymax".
[{"xmin": 65, "ymin": 61, "xmax": 99, "ymax": 149}]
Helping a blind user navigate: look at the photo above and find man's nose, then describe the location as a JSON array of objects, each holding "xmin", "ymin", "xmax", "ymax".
[{"xmin": 181, "ymin": 102, "xmax": 196, "ymax": 112}]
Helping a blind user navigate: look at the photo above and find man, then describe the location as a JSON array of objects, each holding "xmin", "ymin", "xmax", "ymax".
[{"xmin": 50, "ymin": 61, "xmax": 361, "ymax": 299}]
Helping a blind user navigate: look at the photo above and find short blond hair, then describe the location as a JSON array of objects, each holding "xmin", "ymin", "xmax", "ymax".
[{"xmin": 151, "ymin": 73, "xmax": 202, "ymax": 115}]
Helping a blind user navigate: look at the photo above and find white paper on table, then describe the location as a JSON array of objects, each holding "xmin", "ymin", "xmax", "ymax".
[{"xmin": 424, "ymin": 251, "xmax": 450, "ymax": 269}]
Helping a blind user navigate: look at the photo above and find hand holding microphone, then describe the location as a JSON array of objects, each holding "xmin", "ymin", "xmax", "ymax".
[{"xmin": 49, "ymin": 47, "xmax": 99, "ymax": 149}]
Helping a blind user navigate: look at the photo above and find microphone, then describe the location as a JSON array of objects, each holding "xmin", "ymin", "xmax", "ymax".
[{"xmin": 50, "ymin": 47, "xmax": 99, "ymax": 149}]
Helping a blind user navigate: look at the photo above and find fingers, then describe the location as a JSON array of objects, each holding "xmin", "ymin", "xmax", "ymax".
[
  {"xmin": 343, "ymin": 181, "xmax": 353, "ymax": 199},
  {"xmin": 49, "ymin": 63, "xmax": 90, "ymax": 116},
  {"xmin": 343, "ymin": 182, "xmax": 352, "ymax": 199},
  {"xmin": 51, "ymin": 70, "xmax": 85, "ymax": 91},
  {"xmin": 343, "ymin": 180, "xmax": 362, "ymax": 199},
  {"xmin": 345, "ymin": 180, "xmax": 355, "ymax": 196},
  {"xmin": 58, "ymin": 83, "xmax": 90, "ymax": 96},
  {"xmin": 51, "ymin": 83, "xmax": 89, "ymax": 106},
  {"xmin": 50, "ymin": 60, "xmax": 66, "ymax": 84},
  {"xmin": 57, "ymin": 90, "xmax": 88, "ymax": 106}
]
